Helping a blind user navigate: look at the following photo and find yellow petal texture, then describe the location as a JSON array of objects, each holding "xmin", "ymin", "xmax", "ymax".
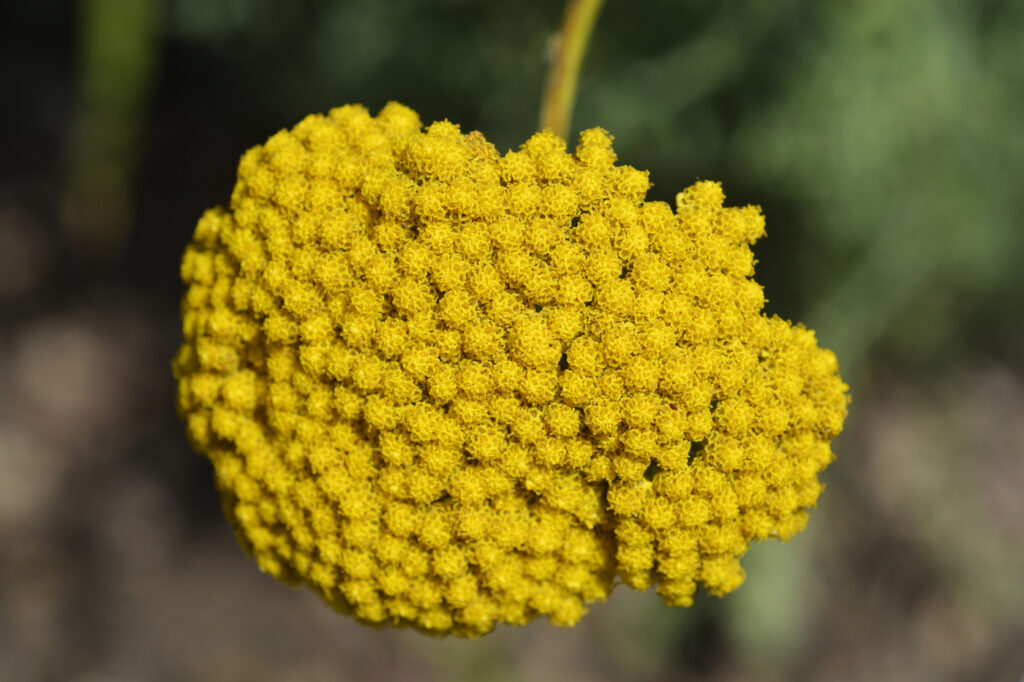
[{"xmin": 173, "ymin": 102, "xmax": 849, "ymax": 636}]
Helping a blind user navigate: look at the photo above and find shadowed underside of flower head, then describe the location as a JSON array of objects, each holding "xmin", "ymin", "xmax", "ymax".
[{"xmin": 173, "ymin": 102, "xmax": 848, "ymax": 636}]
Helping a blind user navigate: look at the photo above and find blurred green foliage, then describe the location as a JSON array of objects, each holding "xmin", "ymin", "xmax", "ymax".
[{"xmin": 62, "ymin": 0, "xmax": 157, "ymax": 257}]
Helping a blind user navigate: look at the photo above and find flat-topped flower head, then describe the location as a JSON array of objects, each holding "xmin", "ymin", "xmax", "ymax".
[{"xmin": 174, "ymin": 102, "xmax": 849, "ymax": 636}]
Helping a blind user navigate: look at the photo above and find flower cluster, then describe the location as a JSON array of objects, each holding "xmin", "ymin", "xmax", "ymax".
[{"xmin": 174, "ymin": 102, "xmax": 848, "ymax": 636}]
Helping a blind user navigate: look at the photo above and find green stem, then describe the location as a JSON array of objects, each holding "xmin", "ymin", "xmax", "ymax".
[{"xmin": 539, "ymin": 0, "xmax": 605, "ymax": 140}]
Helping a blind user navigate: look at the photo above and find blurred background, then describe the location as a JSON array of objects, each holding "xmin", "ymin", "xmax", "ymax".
[{"xmin": 1, "ymin": 0, "xmax": 1022, "ymax": 680}]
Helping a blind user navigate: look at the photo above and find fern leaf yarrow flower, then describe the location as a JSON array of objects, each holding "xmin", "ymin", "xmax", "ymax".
[{"xmin": 174, "ymin": 102, "xmax": 849, "ymax": 636}]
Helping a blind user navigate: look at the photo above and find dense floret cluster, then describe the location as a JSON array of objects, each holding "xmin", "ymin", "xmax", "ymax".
[{"xmin": 174, "ymin": 102, "xmax": 848, "ymax": 636}]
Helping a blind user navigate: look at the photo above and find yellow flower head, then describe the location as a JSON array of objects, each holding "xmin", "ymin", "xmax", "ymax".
[{"xmin": 174, "ymin": 102, "xmax": 849, "ymax": 636}]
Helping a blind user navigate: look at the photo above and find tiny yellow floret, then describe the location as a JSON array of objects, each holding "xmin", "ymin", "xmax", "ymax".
[{"xmin": 174, "ymin": 102, "xmax": 849, "ymax": 636}]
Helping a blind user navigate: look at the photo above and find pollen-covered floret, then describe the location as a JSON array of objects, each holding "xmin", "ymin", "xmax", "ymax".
[{"xmin": 174, "ymin": 102, "xmax": 849, "ymax": 636}]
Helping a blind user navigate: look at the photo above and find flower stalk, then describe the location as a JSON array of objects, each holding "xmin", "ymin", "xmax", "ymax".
[{"xmin": 539, "ymin": 0, "xmax": 605, "ymax": 139}]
